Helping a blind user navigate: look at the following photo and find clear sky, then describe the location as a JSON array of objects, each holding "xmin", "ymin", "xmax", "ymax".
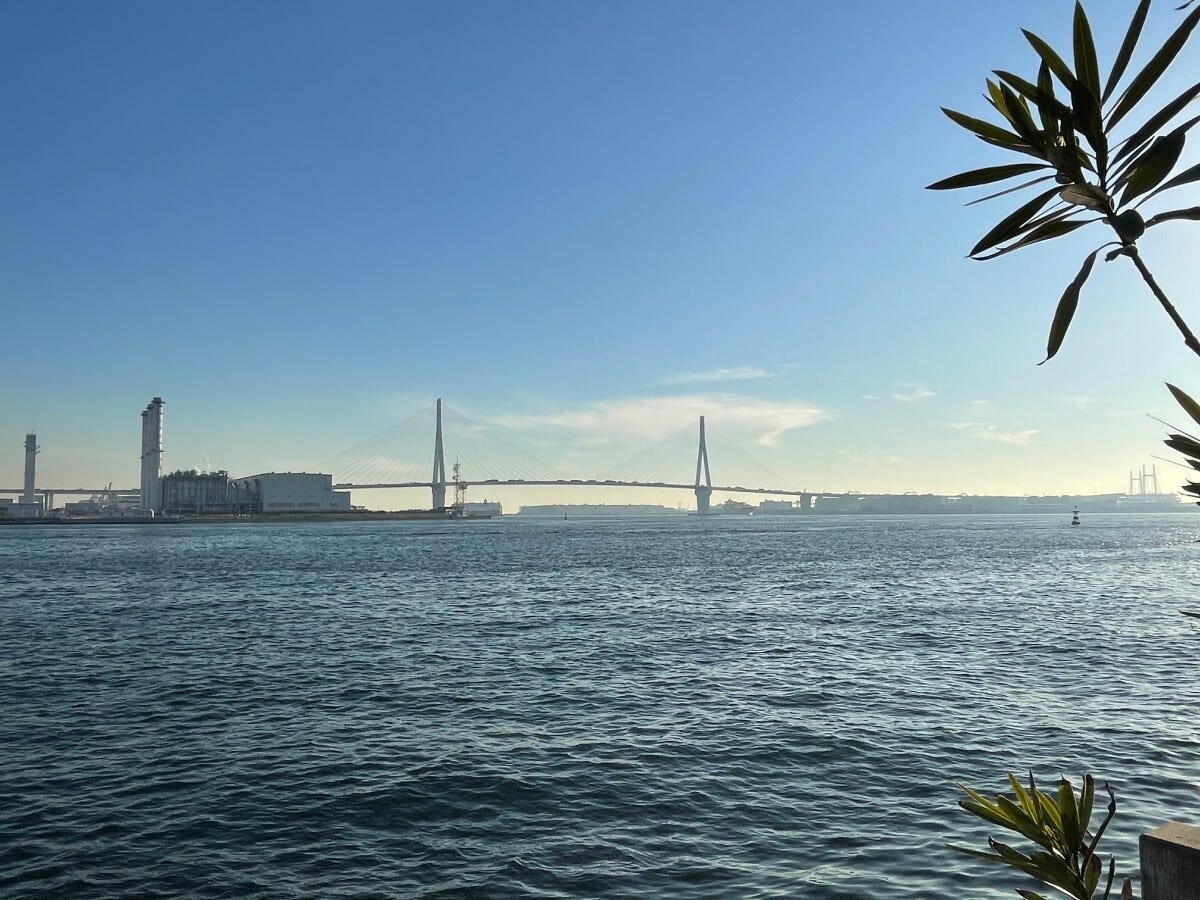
[{"xmin": 3, "ymin": 0, "xmax": 1199, "ymax": 509}]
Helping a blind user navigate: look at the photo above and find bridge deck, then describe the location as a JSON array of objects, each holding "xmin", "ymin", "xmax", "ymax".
[{"xmin": 334, "ymin": 480, "xmax": 812, "ymax": 497}]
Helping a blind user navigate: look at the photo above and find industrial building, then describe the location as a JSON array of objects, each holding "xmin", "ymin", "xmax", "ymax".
[
  {"xmin": 462, "ymin": 500, "xmax": 503, "ymax": 517},
  {"xmin": 6, "ymin": 398, "xmax": 352, "ymax": 520},
  {"xmin": 134, "ymin": 398, "xmax": 348, "ymax": 516},
  {"xmin": 160, "ymin": 470, "xmax": 257, "ymax": 516},
  {"xmin": 230, "ymin": 473, "xmax": 350, "ymax": 513},
  {"xmin": 63, "ymin": 491, "xmax": 143, "ymax": 517}
]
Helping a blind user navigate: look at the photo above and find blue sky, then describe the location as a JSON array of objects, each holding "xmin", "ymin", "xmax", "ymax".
[{"xmin": 3, "ymin": 0, "xmax": 1199, "ymax": 507}]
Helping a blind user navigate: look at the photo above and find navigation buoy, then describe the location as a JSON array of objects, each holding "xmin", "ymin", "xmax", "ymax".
[{"xmin": 1071, "ymin": 506, "xmax": 1080, "ymax": 526}]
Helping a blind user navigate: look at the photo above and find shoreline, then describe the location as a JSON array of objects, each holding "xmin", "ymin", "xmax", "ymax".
[{"xmin": 0, "ymin": 510, "xmax": 493, "ymax": 526}]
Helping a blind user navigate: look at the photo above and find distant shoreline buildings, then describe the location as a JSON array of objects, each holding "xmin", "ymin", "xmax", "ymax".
[
  {"xmin": 512, "ymin": 494, "xmax": 1189, "ymax": 517},
  {"xmin": 2, "ymin": 397, "xmax": 350, "ymax": 520},
  {"xmin": 0, "ymin": 396, "xmax": 1194, "ymax": 520}
]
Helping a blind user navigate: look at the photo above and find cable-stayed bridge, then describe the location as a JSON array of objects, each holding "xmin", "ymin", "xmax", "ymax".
[{"xmin": 324, "ymin": 399, "xmax": 814, "ymax": 513}]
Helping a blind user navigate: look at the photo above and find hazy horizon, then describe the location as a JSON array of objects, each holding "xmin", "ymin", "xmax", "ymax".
[{"xmin": 4, "ymin": 0, "xmax": 1199, "ymax": 506}]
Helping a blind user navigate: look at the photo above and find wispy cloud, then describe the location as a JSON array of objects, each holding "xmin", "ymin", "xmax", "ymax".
[
  {"xmin": 970, "ymin": 399, "xmax": 989, "ymax": 406},
  {"xmin": 1060, "ymin": 395, "xmax": 1096, "ymax": 409},
  {"xmin": 495, "ymin": 393, "xmax": 827, "ymax": 446},
  {"xmin": 838, "ymin": 449, "xmax": 903, "ymax": 465},
  {"xmin": 862, "ymin": 394, "xmax": 880, "ymax": 401},
  {"xmin": 892, "ymin": 385, "xmax": 936, "ymax": 403},
  {"xmin": 948, "ymin": 422, "xmax": 1038, "ymax": 445},
  {"xmin": 663, "ymin": 366, "xmax": 775, "ymax": 385}
]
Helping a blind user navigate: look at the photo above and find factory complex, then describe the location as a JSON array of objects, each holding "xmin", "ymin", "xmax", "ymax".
[
  {"xmin": 3, "ymin": 396, "xmax": 349, "ymax": 520},
  {"xmin": 161, "ymin": 470, "xmax": 350, "ymax": 516}
]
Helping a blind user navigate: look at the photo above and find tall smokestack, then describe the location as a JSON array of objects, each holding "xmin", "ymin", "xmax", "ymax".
[
  {"xmin": 139, "ymin": 398, "xmax": 164, "ymax": 512},
  {"xmin": 147, "ymin": 397, "xmax": 163, "ymax": 512},
  {"xmin": 140, "ymin": 407, "xmax": 150, "ymax": 510},
  {"xmin": 22, "ymin": 433, "xmax": 38, "ymax": 504}
]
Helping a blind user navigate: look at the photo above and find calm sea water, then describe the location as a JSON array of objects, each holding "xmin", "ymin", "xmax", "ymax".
[{"xmin": 2, "ymin": 514, "xmax": 1198, "ymax": 898}]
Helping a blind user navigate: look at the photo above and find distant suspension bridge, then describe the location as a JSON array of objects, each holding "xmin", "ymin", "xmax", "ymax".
[{"xmin": 327, "ymin": 399, "xmax": 817, "ymax": 513}]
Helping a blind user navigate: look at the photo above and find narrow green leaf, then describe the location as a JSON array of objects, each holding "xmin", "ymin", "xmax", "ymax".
[
  {"xmin": 974, "ymin": 218, "xmax": 1090, "ymax": 260},
  {"xmin": 1166, "ymin": 434, "xmax": 1200, "ymax": 458},
  {"xmin": 1027, "ymin": 848, "xmax": 1089, "ymax": 895},
  {"xmin": 1023, "ymin": 29, "xmax": 1078, "ymax": 90},
  {"xmin": 1037, "ymin": 61, "xmax": 1060, "ymax": 136},
  {"xmin": 1041, "ymin": 248, "xmax": 1100, "ymax": 364},
  {"xmin": 1077, "ymin": 774, "xmax": 1095, "ymax": 842},
  {"xmin": 1167, "ymin": 384, "xmax": 1200, "ymax": 429},
  {"xmin": 970, "ymin": 186, "xmax": 1062, "ymax": 257},
  {"xmin": 926, "ymin": 163, "xmax": 1048, "ymax": 191},
  {"xmin": 942, "ymin": 107, "xmax": 1029, "ymax": 147},
  {"xmin": 1111, "ymin": 114, "xmax": 1198, "ymax": 195},
  {"xmin": 1009, "ymin": 773, "xmax": 1038, "ymax": 820},
  {"xmin": 976, "ymin": 134, "xmax": 1053, "ymax": 161},
  {"xmin": 1073, "ymin": 2, "xmax": 1102, "ymax": 102},
  {"xmin": 948, "ymin": 844, "xmax": 1011, "ymax": 864},
  {"xmin": 995, "ymin": 68, "xmax": 1073, "ymax": 124},
  {"xmin": 988, "ymin": 837, "xmax": 1047, "ymax": 872},
  {"xmin": 958, "ymin": 783, "xmax": 1000, "ymax": 807},
  {"xmin": 965, "ymin": 175, "xmax": 1057, "ymax": 206},
  {"xmin": 1000, "ymin": 83, "xmax": 1045, "ymax": 150},
  {"xmin": 1084, "ymin": 855, "xmax": 1101, "ymax": 896},
  {"xmin": 1104, "ymin": 0, "xmax": 1151, "ymax": 102},
  {"xmin": 1140, "ymin": 161, "xmax": 1200, "ymax": 203},
  {"xmin": 959, "ymin": 798, "xmax": 1027, "ymax": 835},
  {"xmin": 1120, "ymin": 132, "xmax": 1186, "ymax": 205},
  {"xmin": 1057, "ymin": 779, "xmax": 1082, "ymax": 854},
  {"xmin": 986, "ymin": 79, "xmax": 1008, "ymax": 117},
  {"xmin": 1110, "ymin": 81, "xmax": 1200, "ymax": 165},
  {"xmin": 1071, "ymin": 79, "xmax": 1106, "ymax": 156},
  {"xmin": 1109, "ymin": 5, "xmax": 1200, "ymax": 130},
  {"xmin": 1146, "ymin": 205, "xmax": 1200, "ymax": 227},
  {"xmin": 997, "ymin": 795, "xmax": 1054, "ymax": 846},
  {"xmin": 1028, "ymin": 772, "xmax": 1044, "ymax": 827}
]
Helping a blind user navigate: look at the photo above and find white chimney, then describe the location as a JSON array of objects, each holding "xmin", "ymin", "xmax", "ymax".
[{"xmin": 22, "ymin": 433, "xmax": 38, "ymax": 504}]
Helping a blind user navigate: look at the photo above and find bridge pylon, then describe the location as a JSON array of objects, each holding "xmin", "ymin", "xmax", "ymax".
[
  {"xmin": 431, "ymin": 398, "xmax": 447, "ymax": 509},
  {"xmin": 694, "ymin": 415, "xmax": 713, "ymax": 515}
]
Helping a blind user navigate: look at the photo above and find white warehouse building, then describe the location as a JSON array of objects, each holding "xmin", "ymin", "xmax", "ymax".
[{"xmin": 232, "ymin": 473, "xmax": 351, "ymax": 513}]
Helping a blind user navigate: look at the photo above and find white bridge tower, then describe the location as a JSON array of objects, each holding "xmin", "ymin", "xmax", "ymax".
[
  {"xmin": 431, "ymin": 398, "xmax": 447, "ymax": 510},
  {"xmin": 694, "ymin": 415, "xmax": 712, "ymax": 515}
]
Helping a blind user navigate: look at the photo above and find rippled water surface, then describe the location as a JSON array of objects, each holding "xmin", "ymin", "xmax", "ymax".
[{"xmin": 2, "ymin": 515, "xmax": 1199, "ymax": 898}]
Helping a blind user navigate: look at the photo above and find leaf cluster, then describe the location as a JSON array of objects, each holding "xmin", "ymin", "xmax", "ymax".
[
  {"xmin": 930, "ymin": 1, "xmax": 1200, "ymax": 362},
  {"xmin": 952, "ymin": 772, "xmax": 1133, "ymax": 899},
  {"xmin": 1165, "ymin": 383, "xmax": 1200, "ymax": 504}
]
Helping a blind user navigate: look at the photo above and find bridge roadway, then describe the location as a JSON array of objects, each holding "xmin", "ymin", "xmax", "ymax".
[
  {"xmin": 0, "ymin": 487, "xmax": 137, "ymax": 495},
  {"xmin": 4, "ymin": 483, "xmax": 817, "ymax": 498},
  {"xmin": 334, "ymin": 479, "xmax": 813, "ymax": 498}
]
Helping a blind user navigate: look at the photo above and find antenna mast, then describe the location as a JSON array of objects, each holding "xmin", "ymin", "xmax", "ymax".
[{"xmin": 452, "ymin": 458, "xmax": 467, "ymax": 509}]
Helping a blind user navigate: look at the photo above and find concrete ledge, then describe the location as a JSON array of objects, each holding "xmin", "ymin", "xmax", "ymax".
[{"xmin": 1142, "ymin": 823, "xmax": 1200, "ymax": 900}]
